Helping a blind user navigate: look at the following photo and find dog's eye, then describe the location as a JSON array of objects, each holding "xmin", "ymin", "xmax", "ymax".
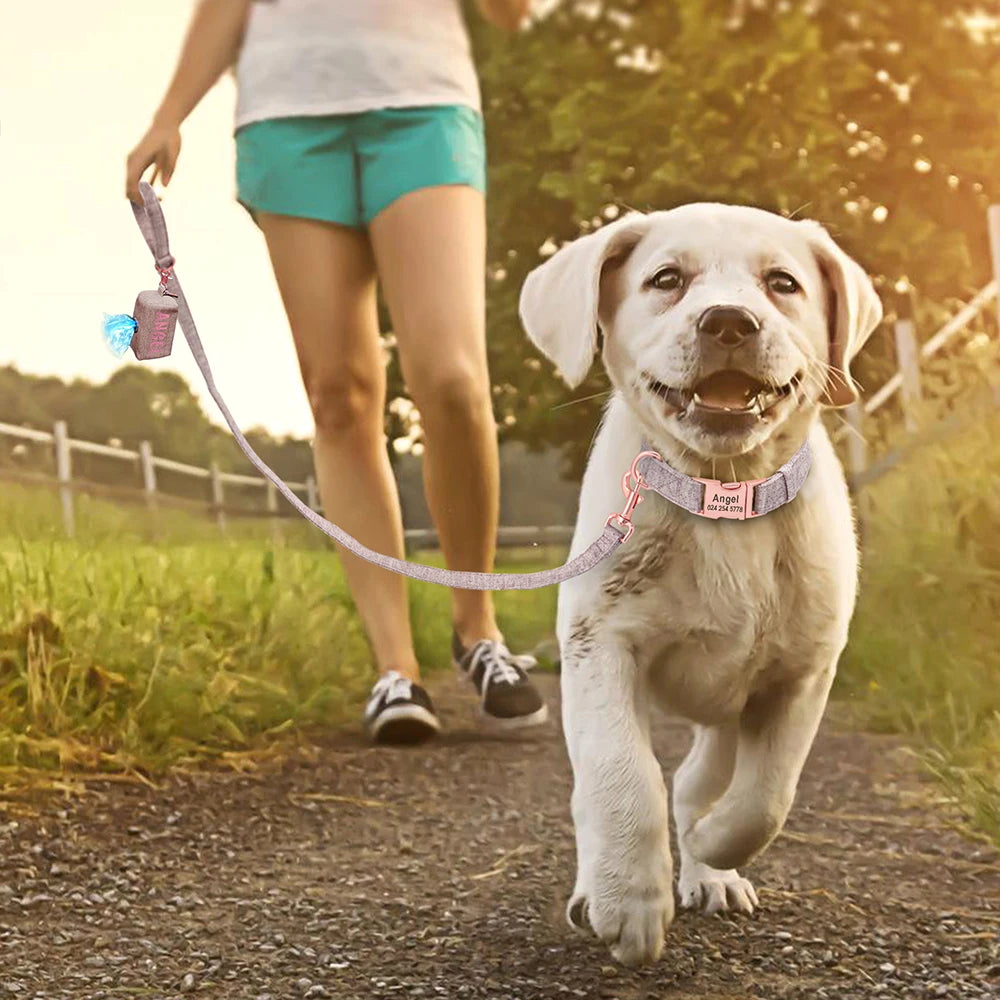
[
  {"xmin": 648, "ymin": 266, "xmax": 684, "ymax": 292},
  {"xmin": 766, "ymin": 269, "xmax": 800, "ymax": 295}
]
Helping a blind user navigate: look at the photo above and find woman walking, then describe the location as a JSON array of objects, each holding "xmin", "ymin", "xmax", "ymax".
[{"xmin": 126, "ymin": 0, "xmax": 545, "ymax": 744}]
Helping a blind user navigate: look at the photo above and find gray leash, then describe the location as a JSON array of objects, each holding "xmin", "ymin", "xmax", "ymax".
[
  {"xmin": 129, "ymin": 183, "xmax": 627, "ymax": 590},
  {"xmin": 127, "ymin": 182, "xmax": 810, "ymax": 591}
]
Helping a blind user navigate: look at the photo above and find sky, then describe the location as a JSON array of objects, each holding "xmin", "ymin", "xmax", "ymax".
[{"xmin": 1, "ymin": 2, "xmax": 315, "ymax": 438}]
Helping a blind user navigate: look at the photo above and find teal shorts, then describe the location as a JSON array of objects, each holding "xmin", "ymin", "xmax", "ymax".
[{"xmin": 235, "ymin": 104, "xmax": 486, "ymax": 228}]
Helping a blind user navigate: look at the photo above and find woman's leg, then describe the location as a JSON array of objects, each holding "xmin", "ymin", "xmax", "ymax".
[
  {"xmin": 255, "ymin": 212, "xmax": 420, "ymax": 680},
  {"xmin": 368, "ymin": 185, "xmax": 500, "ymax": 646}
]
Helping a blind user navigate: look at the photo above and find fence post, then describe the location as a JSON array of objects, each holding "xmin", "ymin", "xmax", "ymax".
[
  {"xmin": 989, "ymin": 205, "xmax": 1000, "ymax": 329},
  {"xmin": 53, "ymin": 421, "xmax": 75, "ymax": 538},
  {"xmin": 138, "ymin": 440, "xmax": 158, "ymax": 524},
  {"xmin": 210, "ymin": 462, "xmax": 226, "ymax": 534},
  {"xmin": 893, "ymin": 291, "xmax": 922, "ymax": 433},
  {"xmin": 266, "ymin": 481, "xmax": 283, "ymax": 546},
  {"xmin": 844, "ymin": 401, "xmax": 870, "ymax": 538},
  {"xmin": 305, "ymin": 475, "xmax": 319, "ymax": 512}
]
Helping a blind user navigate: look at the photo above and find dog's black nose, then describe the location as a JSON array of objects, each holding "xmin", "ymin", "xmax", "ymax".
[{"xmin": 697, "ymin": 305, "xmax": 761, "ymax": 347}]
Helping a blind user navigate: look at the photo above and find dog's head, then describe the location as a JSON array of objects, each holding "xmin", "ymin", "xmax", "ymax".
[{"xmin": 519, "ymin": 203, "xmax": 882, "ymax": 459}]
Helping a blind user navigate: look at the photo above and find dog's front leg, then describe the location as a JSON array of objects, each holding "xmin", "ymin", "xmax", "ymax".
[
  {"xmin": 683, "ymin": 664, "xmax": 836, "ymax": 872},
  {"xmin": 562, "ymin": 633, "xmax": 674, "ymax": 967},
  {"xmin": 673, "ymin": 723, "xmax": 759, "ymax": 915}
]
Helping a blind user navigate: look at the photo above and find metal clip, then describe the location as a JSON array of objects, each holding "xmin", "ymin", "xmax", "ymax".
[{"xmin": 605, "ymin": 450, "xmax": 662, "ymax": 543}]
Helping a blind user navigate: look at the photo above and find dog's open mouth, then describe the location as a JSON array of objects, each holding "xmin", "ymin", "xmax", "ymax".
[{"xmin": 645, "ymin": 369, "xmax": 802, "ymax": 420}]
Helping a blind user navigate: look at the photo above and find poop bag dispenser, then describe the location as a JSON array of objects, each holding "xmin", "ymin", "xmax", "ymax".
[
  {"xmin": 129, "ymin": 288, "xmax": 178, "ymax": 359},
  {"xmin": 102, "ymin": 268, "xmax": 178, "ymax": 361}
]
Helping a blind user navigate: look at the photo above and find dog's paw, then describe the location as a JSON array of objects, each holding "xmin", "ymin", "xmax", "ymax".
[
  {"xmin": 567, "ymin": 854, "xmax": 675, "ymax": 966},
  {"xmin": 678, "ymin": 860, "xmax": 758, "ymax": 916}
]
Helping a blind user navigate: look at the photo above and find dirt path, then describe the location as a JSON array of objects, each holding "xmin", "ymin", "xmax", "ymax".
[{"xmin": 2, "ymin": 674, "xmax": 998, "ymax": 999}]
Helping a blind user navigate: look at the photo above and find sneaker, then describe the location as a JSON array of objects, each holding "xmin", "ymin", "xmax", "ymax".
[
  {"xmin": 452, "ymin": 633, "xmax": 549, "ymax": 729},
  {"xmin": 364, "ymin": 670, "xmax": 441, "ymax": 745}
]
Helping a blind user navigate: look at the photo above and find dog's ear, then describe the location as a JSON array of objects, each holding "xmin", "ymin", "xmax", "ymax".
[
  {"xmin": 802, "ymin": 222, "xmax": 883, "ymax": 408},
  {"xmin": 519, "ymin": 213, "xmax": 650, "ymax": 388}
]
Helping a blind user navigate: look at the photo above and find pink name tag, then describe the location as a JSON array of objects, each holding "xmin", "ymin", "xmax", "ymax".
[
  {"xmin": 130, "ymin": 290, "xmax": 177, "ymax": 360},
  {"xmin": 694, "ymin": 478, "xmax": 765, "ymax": 520}
]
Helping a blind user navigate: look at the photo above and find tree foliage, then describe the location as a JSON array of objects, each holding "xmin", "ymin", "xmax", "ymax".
[{"xmin": 462, "ymin": 0, "xmax": 1000, "ymax": 472}]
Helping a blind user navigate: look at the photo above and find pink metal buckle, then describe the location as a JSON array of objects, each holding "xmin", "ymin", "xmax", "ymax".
[
  {"xmin": 693, "ymin": 478, "xmax": 765, "ymax": 520},
  {"xmin": 606, "ymin": 450, "xmax": 662, "ymax": 542}
]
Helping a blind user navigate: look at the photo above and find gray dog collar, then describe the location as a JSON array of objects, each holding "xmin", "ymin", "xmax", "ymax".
[{"xmin": 632, "ymin": 440, "xmax": 813, "ymax": 520}]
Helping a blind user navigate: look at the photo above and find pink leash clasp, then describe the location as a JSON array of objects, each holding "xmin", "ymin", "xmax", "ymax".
[{"xmin": 606, "ymin": 450, "xmax": 662, "ymax": 542}]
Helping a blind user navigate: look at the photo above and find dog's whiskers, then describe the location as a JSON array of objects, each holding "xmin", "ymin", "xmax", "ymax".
[
  {"xmin": 785, "ymin": 201, "xmax": 812, "ymax": 221},
  {"xmin": 830, "ymin": 410, "xmax": 870, "ymax": 445},
  {"xmin": 802, "ymin": 357, "xmax": 862, "ymax": 401},
  {"xmin": 550, "ymin": 390, "xmax": 613, "ymax": 412},
  {"xmin": 816, "ymin": 360, "xmax": 855, "ymax": 394}
]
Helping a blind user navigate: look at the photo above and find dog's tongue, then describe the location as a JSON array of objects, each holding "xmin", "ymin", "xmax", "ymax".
[{"xmin": 694, "ymin": 370, "xmax": 763, "ymax": 410}]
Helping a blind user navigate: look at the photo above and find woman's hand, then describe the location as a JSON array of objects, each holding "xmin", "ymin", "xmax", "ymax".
[
  {"xmin": 126, "ymin": 118, "xmax": 182, "ymax": 205},
  {"xmin": 123, "ymin": 1, "xmax": 252, "ymax": 203}
]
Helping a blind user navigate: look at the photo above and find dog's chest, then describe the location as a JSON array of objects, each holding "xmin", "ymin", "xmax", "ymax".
[{"xmin": 596, "ymin": 513, "xmax": 810, "ymax": 721}]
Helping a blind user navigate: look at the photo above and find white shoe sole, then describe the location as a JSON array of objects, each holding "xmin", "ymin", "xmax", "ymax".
[
  {"xmin": 478, "ymin": 702, "xmax": 550, "ymax": 730},
  {"xmin": 367, "ymin": 702, "xmax": 441, "ymax": 744},
  {"xmin": 453, "ymin": 659, "xmax": 550, "ymax": 730}
]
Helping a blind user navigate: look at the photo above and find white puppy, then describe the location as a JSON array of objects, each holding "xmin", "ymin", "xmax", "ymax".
[{"xmin": 519, "ymin": 203, "xmax": 882, "ymax": 967}]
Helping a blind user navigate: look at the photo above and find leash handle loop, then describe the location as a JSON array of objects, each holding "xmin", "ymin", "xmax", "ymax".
[{"xmin": 130, "ymin": 188, "xmax": 175, "ymax": 272}]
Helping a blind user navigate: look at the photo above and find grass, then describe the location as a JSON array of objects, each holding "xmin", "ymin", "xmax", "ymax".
[
  {"xmin": 2, "ymin": 409, "xmax": 998, "ymax": 847},
  {"xmin": 0, "ymin": 482, "xmax": 557, "ymax": 775},
  {"xmin": 836, "ymin": 402, "xmax": 1000, "ymax": 843}
]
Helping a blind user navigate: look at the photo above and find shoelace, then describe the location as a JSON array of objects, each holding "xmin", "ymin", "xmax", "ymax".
[
  {"xmin": 467, "ymin": 640, "xmax": 538, "ymax": 688},
  {"xmin": 369, "ymin": 669, "xmax": 413, "ymax": 708}
]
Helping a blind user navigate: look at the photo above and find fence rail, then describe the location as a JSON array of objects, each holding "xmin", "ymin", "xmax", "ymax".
[
  {"xmin": 826, "ymin": 205, "xmax": 1000, "ymax": 523},
  {"xmin": 0, "ymin": 417, "xmax": 316, "ymax": 541},
  {"xmin": 833, "ymin": 277, "xmax": 999, "ymax": 441},
  {"xmin": 2, "ymin": 206, "xmax": 998, "ymax": 544},
  {"xmin": 0, "ymin": 420, "xmax": 572, "ymax": 549}
]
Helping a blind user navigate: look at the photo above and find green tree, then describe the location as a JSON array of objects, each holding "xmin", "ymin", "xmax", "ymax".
[
  {"xmin": 0, "ymin": 367, "xmax": 68, "ymax": 429},
  {"xmin": 76, "ymin": 368, "xmax": 213, "ymax": 467},
  {"xmin": 464, "ymin": 0, "xmax": 1000, "ymax": 473}
]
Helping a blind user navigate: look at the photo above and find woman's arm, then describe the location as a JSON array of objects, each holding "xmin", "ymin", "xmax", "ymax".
[
  {"xmin": 153, "ymin": 0, "xmax": 252, "ymax": 128},
  {"xmin": 476, "ymin": 0, "xmax": 532, "ymax": 31},
  {"xmin": 126, "ymin": 0, "xmax": 251, "ymax": 201}
]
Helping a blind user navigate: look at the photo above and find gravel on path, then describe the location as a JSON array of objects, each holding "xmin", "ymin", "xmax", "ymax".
[{"xmin": 1, "ymin": 674, "xmax": 998, "ymax": 999}]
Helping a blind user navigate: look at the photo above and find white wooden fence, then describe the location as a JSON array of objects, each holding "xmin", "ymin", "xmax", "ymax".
[
  {"xmin": 0, "ymin": 419, "xmax": 314, "ymax": 540},
  {"xmin": 0, "ymin": 421, "xmax": 574, "ymax": 548},
  {"xmin": 838, "ymin": 206, "xmax": 1000, "ymax": 460},
  {"xmin": 836, "ymin": 269, "xmax": 999, "ymax": 530},
  {"xmin": 1, "ymin": 207, "xmax": 998, "ymax": 545}
]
